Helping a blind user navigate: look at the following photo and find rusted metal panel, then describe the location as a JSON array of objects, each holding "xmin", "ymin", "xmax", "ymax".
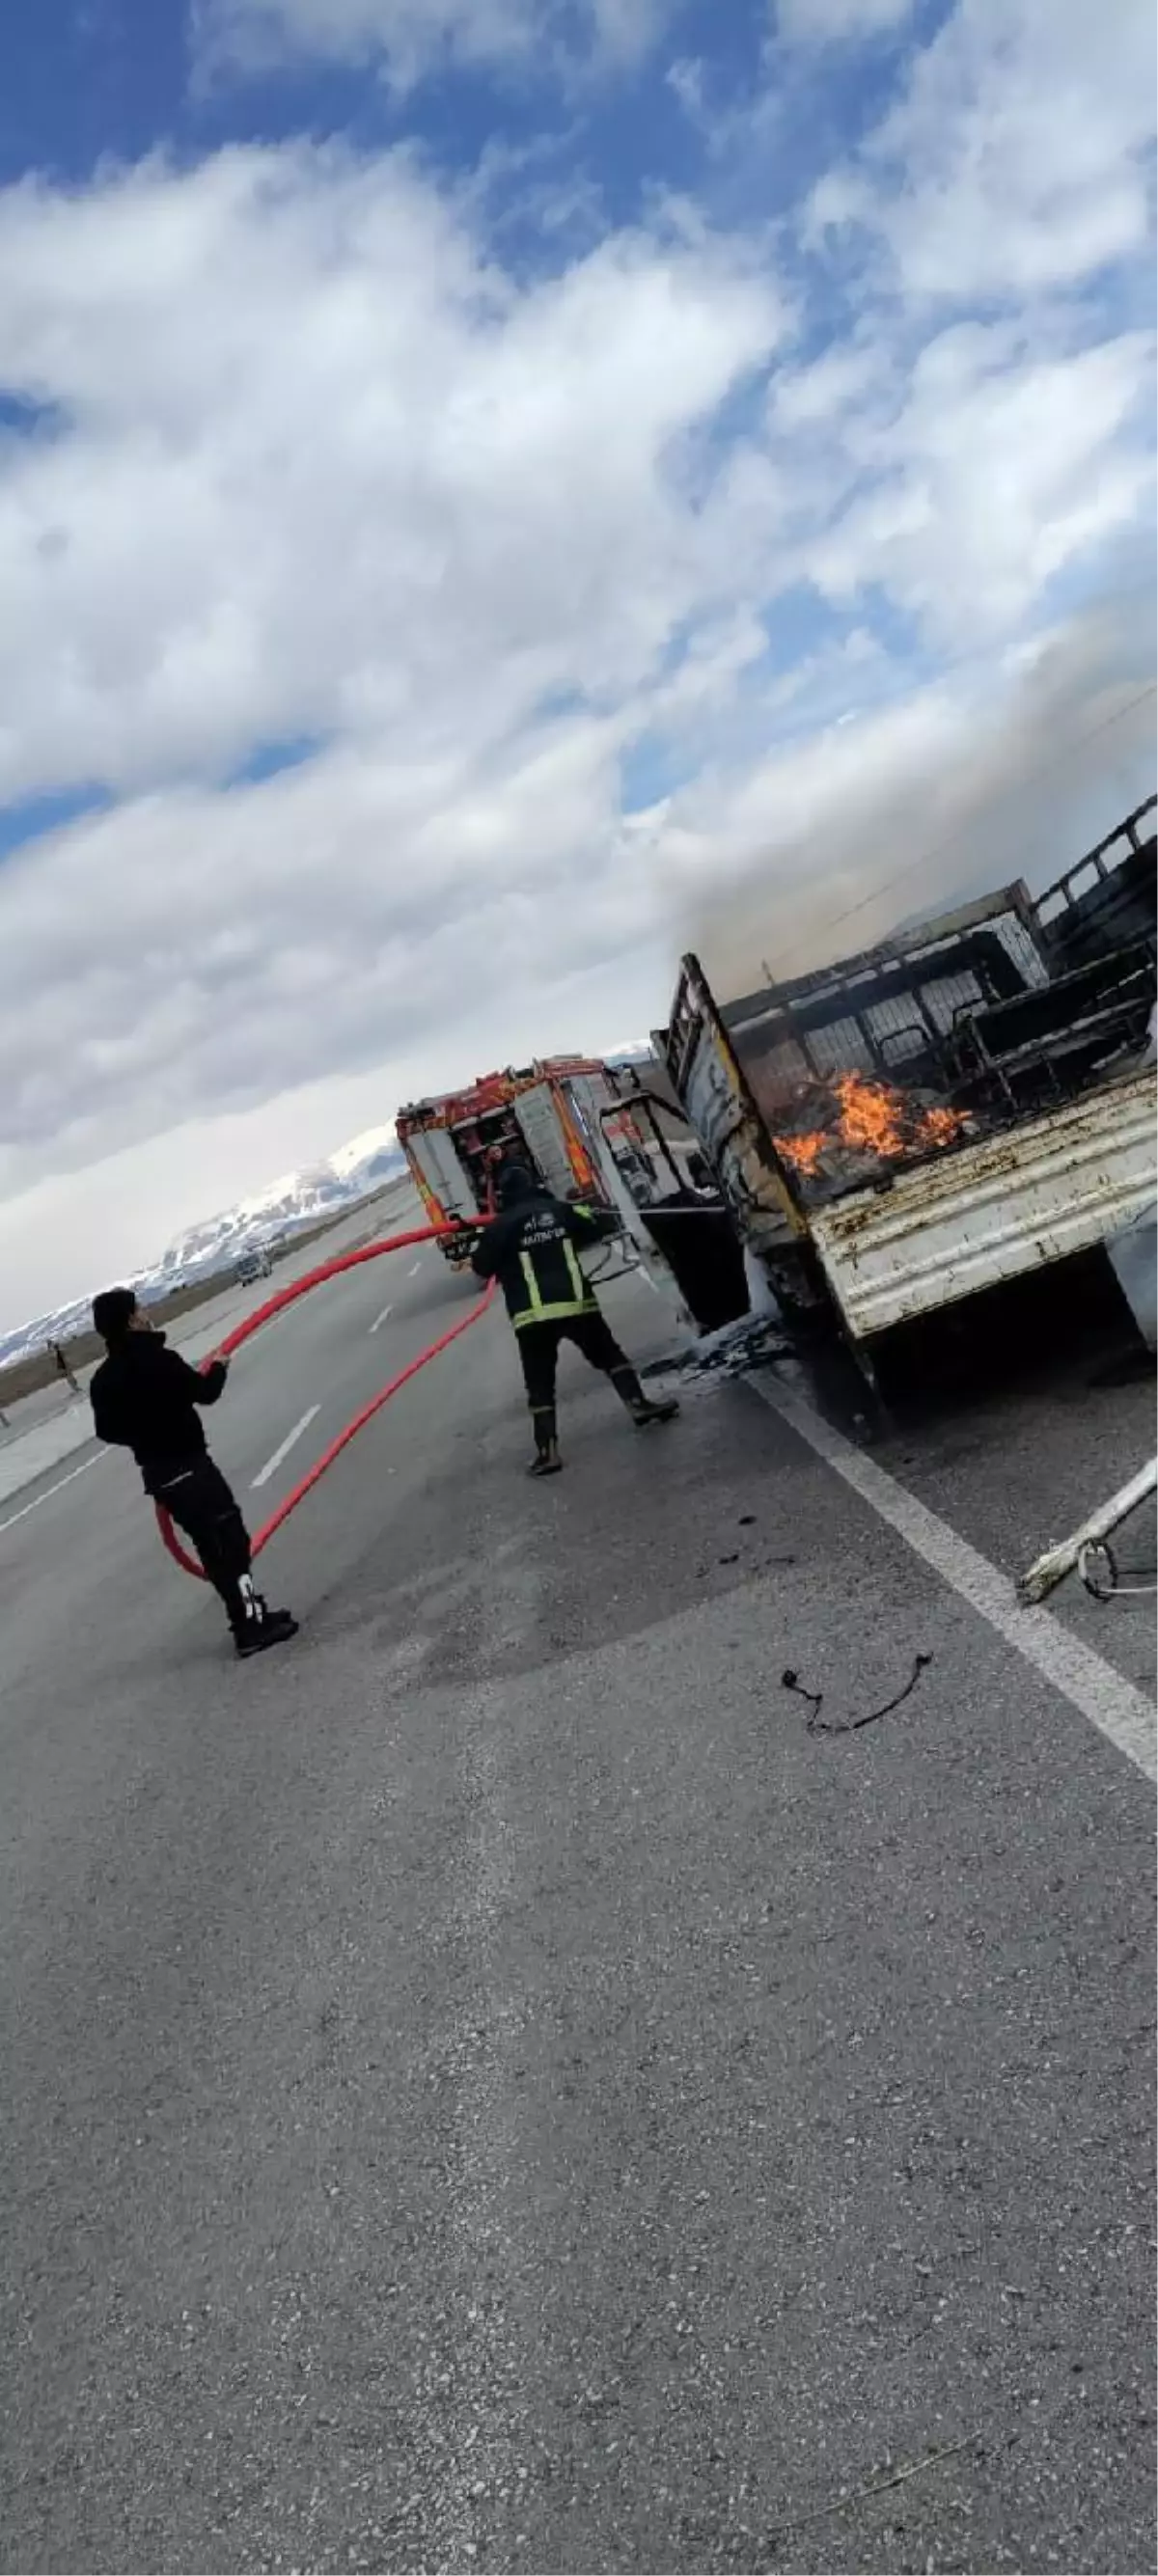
[{"xmin": 810, "ymin": 1070, "xmax": 1158, "ymax": 1339}]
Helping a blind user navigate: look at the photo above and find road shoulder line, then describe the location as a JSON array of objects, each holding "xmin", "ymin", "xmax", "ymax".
[{"xmin": 0, "ymin": 1448, "xmax": 106, "ymax": 1536}]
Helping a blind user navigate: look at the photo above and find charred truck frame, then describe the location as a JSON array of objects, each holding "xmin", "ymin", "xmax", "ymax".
[{"xmin": 654, "ymin": 798, "xmax": 1157, "ymax": 1365}]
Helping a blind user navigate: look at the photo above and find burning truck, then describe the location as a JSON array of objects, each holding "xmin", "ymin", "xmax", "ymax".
[{"xmin": 648, "ymin": 798, "xmax": 1157, "ymax": 1368}]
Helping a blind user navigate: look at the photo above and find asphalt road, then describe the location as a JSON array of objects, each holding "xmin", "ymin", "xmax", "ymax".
[{"xmin": 2, "ymin": 1193, "xmax": 1154, "ymax": 2574}]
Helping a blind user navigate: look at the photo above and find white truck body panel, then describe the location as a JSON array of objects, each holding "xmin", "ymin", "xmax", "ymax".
[
  {"xmin": 407, "ymin": 1125, "xmax": 471, "ymax": 1218},
  {"xmin": 560, "ymin": 1070, "xmax": 614, "ymax": 1174},
  {"xmin": 511, "ymin": 1081, "xmax": 581, "ymax": 1198},
  {"xmin": 809, "ymin": 1069, "xmax": 1158, "ymax": 1339}
]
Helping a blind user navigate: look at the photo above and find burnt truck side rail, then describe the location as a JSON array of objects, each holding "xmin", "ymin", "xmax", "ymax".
[
  {"xmin": 807, "ymin": 1067, "xmax": 1158, "ymax": 1341},
  {"xmin": 1039, "ymin": 790, "xmax": 1156, "ymax": 888},
  {"xmin": 1034, "ymin": 794, "xmax": 1156, "ymax": 966}
]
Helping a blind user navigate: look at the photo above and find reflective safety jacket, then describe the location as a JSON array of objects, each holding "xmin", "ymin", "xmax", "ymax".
[{"xmin": 470, "ymin": 1190, "xmax": 619, "ymax": 1329}]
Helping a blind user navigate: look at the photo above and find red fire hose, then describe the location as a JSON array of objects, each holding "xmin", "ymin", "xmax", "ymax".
[{"xmin": 156, "ymin": 1220, "xmax": 494, "ymax": 1578}]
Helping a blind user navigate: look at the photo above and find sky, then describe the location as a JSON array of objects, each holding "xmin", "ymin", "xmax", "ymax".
[{"xmin": 0, "ymin": 0, "xmax": 1154, "ymax": 1322}]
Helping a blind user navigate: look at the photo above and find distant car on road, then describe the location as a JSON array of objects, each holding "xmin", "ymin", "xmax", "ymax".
[{"xmin": 235, "ymin": 1247, "xmax": 273, "ymax": 1287}]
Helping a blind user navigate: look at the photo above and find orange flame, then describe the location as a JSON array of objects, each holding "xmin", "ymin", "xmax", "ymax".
[{"xmin": 774, "ymin": 1070, "xmax": 967, "ymax": 1181}]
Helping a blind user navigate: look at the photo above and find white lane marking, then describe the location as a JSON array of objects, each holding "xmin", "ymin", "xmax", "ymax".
[
  {"xmin": 252, "ymin": 1406, "xmax": 319, "ymax": 1490},
  {"xmin": 369, "ymin": 1302, "xmax": 393, "ymax": 1334},
  {"xmin": 752, "ymin": 1377, "xmax": 1157, "ymax": 1783},
  {"xmin": 0, "ymin": 1449, "xmax": 105, "ymax": 1535},
  {"xmin": 407, "ymin": 1260, "xmax": 423, "ymax": 1276}
]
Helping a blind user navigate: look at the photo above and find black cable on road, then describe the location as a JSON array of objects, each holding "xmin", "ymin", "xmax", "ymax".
[{"xmin": 782, "ymin": 1650, "xmax": 933, "ymax": 1736}]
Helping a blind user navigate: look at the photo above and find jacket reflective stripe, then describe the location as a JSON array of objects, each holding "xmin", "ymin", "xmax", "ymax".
[
  {"xmin": 512, "ymin": 1298, "xmax": 597, "ymax": 1329},
  {"xmin": 518, "ymin": 1248, "xmax": 543, "ymax": 1315},
  {"xmin": 563, "ymin": 1240, "xmax": 587, "ymax": 1302},
  {"xmin": 514, "ymin": 1236, "xmax": 594, "ymax": 1329}
]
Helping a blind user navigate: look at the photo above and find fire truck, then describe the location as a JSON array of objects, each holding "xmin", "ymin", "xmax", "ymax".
[
  {"xmin": 396, "ymin": 1059, "xmax": 618, "ymax": 1265},
  {"xmin": 396, "ymin": 1049, "xmax": 761, "ymax": 1330}
]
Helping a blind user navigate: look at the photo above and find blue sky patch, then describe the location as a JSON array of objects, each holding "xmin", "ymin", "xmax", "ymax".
[
  {"xmin": 0, "ymin": 391, "xmax": 63, "ymax": 439},
  {"xmin": 227, "ymin": 734, "xmax": 327, "ymax": 789},
  {"xmin": 0, "ymin": 783, "xmax": 112, "ymax": 864}
]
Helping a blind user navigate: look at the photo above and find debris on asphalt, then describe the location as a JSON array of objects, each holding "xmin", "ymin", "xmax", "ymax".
[
  {"xmin": 782, "ymin": 1650, "xmax": 933, "ymax": 1737},
  {"xmin": 642, "ymin": 1314, "xmax": 793, "ymax": 1384}
]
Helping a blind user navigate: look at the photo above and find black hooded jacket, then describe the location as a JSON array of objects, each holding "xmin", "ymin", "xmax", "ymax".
[
  {"xmin": 91, "ymin": 1332, "xmax": 228, "ymax": 1493},
  {"xmin": 471, "ymin": 1184, "xmax": 618, "ymax": 1329}
]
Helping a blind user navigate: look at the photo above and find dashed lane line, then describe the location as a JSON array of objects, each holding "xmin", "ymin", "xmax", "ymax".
[{"xmin": 252, "ymin": 1406, "xmax": 320, "ymax": 1490}]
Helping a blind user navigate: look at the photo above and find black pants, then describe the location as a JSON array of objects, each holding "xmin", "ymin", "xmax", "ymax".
[
  {"xmin": 516, "ymin": 1311, "xmax": 643, "ymax": 1439},
  {"xmin": 152, "ymin": 1458, "xmax": 253, "ymax": 1629}
]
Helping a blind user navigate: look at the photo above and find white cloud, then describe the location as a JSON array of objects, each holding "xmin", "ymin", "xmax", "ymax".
[
  {"xmin": 0, "ymin": 713, "xmax": 662, "ymax": 1196},
  {"xmin": 193, "ymin": 0, "xmax": 673, "ymax": 91},
  {"xmin": 774, "ymin": 0, "xmax": 914, "ymax": 45},
  {"xmin": 0, "ymin": 137, "xmax": 796, "ymax": 1313},
  {"xmin": 803, "ymin": 322, "xmax": 1154, "ymax": 643},
  {"xmin": 0, "ymin": 148, "xmax": 782, "ymax": 807},
  {"xmin": 768, "ymin": 342, "xmax": 879, "ymax": 429},
  {"xmin": 808, "ymin": 0, "xmax": 1157, "ymax": 298}
]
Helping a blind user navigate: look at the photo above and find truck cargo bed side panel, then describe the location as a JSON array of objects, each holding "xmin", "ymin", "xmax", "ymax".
[{"xmin": 810, "ymin": 1070, "xmax": 1158, "ymax": 1338}]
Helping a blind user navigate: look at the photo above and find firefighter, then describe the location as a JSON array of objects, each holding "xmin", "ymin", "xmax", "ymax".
[
  {"xmin": 90, "ymin": 1287, "xmax": 297, "ymax": 1658},
  {"xmin": 471, "ymin": 1164, "xmax": 678, "ymax": 1475}
]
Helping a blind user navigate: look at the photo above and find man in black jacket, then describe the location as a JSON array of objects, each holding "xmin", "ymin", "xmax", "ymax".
[
  {"xmin": 470, "ymin": 1165, "xmax": 677, "ymax": 1475},
  {"xmin": 90, "ymin": 1287, "xmax": 297, "ymax": 1658}
]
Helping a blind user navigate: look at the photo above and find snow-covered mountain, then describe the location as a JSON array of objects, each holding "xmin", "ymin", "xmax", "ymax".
[
  {"xmin": 0, "ymin": 1130, "xmax": 407, "ymax": 1370},
  {"xmin": 143, "ymin": 1140, "xmax": 405, "ymax": 1295}
]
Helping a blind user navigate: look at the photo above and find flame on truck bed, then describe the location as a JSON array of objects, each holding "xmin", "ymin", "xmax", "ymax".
[{"xmin": 772, "ymin": 1070, "xmax": 969, "ymax": 1185}]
